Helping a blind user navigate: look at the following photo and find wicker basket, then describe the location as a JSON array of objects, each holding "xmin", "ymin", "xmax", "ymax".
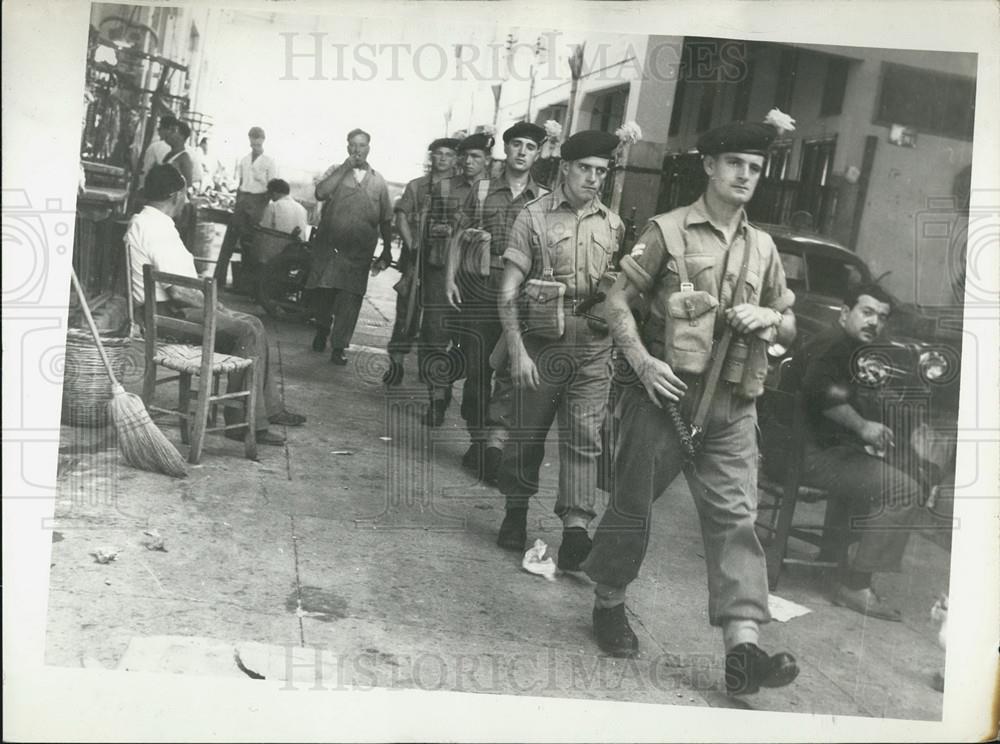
[{"xmin": 61, "ymin": 328, "xmax": 134, "ymax": 427}]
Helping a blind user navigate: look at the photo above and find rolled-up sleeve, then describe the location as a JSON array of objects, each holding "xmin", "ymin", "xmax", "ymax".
[
  {"xmin": 620, "ymin": 223, "xmax": 669, "ymax": 294},
  {"xmin": 395, "ymin": 181, "xmax": 417, "ymax": 217},
  {"xmin": 501, "ymin": 209, "xmax": 535, "ymax": 276},
  {"xmin": 759, "ymin": 235, "xmax": 796, "ymax": 313}
]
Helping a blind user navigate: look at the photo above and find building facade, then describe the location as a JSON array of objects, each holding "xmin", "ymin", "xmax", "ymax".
[{"xmin": 481, "ymin": 32, "xmax": 975, "ymax": 310}]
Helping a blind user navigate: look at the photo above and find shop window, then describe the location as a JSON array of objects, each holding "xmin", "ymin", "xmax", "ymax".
[
  {"xmin": 820, "ymin": 56, "xmax": 848, "ymax": 117},
  {"xmin": 696, "ymin": 83, "xmax": 716, "ymax": 132},
  {"xmin": 774, "ymin": 47, "xmax": 799, "ymax": 112},
  {"xmin": 731, "ymin": 59, "xmax": 755, "ymax": 122},
  {"xmin": 875, "ymin": 62, "xmax": 975, "ymax": 140},
  {"xmin": 765, "ymin": 142, "xmax": 793, "ymax": 181},
  {"xmin": 590, "ymin": 85, "xmax": 629, "ymax": 133},
  {"xmin": 535, "ymin": 103, "xmax": 567, "ymax": 126}
]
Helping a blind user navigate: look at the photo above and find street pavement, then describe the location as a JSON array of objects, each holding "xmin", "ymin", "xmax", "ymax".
[{"xmin": 46, "ymin": 266, "xmax": 950, "ymax": 719}]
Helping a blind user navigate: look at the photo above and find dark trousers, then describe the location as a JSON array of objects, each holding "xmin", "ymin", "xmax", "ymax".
[
  {"xmin": 582, "ymin": 383, "xmax": 770, "ymax": 626},
  {"xmin": 453, "ymin": 310, "xmax": 502, "ymax": 442},
  {"xmin": 178, "ymin": 306, "xmax": 282, "ymax": 431},
  {"xmin": 802, "ymin": 444, "xmax": 921, "ymax": 574},
  {"xmin": 215, "ymin": 191, "xmax": 269, "ymax": 288},
  {"xmin": 311, "ymin": 288, "xmax": 364, "ymax": 350},
  {"xmin": 453, "ymin": 272, "xmax": 506, "ymax": 444},
  {"xmin": 387, "ymin": 266, "xmax": 458, "ymax": 390}
]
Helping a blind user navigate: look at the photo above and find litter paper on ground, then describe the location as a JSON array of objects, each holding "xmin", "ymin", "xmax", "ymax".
[
  {"xmin": 522, "ymin": 539, "xmax": 557, "ymax": 581},
  {"xmin": 768, "ymin": 593, "xmax": 812, "ymax": 622}
]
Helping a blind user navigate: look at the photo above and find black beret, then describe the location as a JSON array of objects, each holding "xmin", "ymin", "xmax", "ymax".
[
  {"xmin": 559, "ymin": 130, "xmax": 620, "ymax": 162},
  {"xmin": 458, "ymin": 133, "xmax": 494, "ymax": 153},
  {"xmin": 429, "ymin": 137, "xmax": 460, "ymax": 153},
  {"xmin": 696, "ymin": 122, "xmax": 775, "ymax": 156},
  {"xmin": 502, "ymin": 121, "xmax": 546, "ymax": 145},
  {"xmin": 143, "ymin": 164, "xmax": 186, "ymax": 201}
]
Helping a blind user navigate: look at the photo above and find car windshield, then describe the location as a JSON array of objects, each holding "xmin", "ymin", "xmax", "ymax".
[
  {"xmin": 775, "ymin": 239, "xmax": 864, "ymax": 298},
  {"xmin": 779, "ymin": 252, "xmax": 806, "ymax": 295},
  {"xmin": 807, "ymin": 255, "xmax": 864, "ymax": 297}
]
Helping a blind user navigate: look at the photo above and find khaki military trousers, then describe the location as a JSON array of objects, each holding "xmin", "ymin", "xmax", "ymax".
[
  {"xmin": 497, "ymin": 315, "xmax": 613, "ymax": 524},
  {"xmin": 582, "ymin": 380, "xmax": 771, "ymax": 626}
]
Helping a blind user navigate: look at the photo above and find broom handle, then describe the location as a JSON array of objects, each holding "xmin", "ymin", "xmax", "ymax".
[{"xmin": 69, "ymin": 268, "xmax": 121, "ymax": 388}]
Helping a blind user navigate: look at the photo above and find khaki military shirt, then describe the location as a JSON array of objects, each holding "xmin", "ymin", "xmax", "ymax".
[
  {"xmin": 504, "ymin": 188, "xmax": 624, "ymax": 301},
  {"xmin": 625, "ymin": 196, "xmax": 794, "ymax": 358},
  {"xmin": 453, "ymin": 173, "xmax": 548, "ymax": 268}
]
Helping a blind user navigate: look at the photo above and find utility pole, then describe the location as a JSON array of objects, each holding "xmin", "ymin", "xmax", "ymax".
[
  {"xmin": 493, "ymin": 32, "xmax": 516, "ymax": 129},
  {"xmin": 525, "ymin": 35, "xmax": 545, "ymax": 122}
]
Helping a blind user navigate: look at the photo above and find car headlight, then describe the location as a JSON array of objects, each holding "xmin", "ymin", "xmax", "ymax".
[
  {"xmin": 919, "ymin": 350, "xmax": 949, "ymax": 382},
  {"xmin": 855, "ymin": 350, "xmax": 892, "ymax": 386}
]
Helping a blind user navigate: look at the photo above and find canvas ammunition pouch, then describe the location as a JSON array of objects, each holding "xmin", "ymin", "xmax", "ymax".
[
  {"xmin": 523, "ymin": 208, "xmax": 566, "ymax": 339},
  {"xmin": 650, "ymin": 213, "xmax": 768, "ymax": 398},
  {"xmin": 654, "ymin": 218, "xmax": 721, "ymax": 376},
  {"xmin": 457, "ymin": 179, "xmax": 492, "ymax": 278}
]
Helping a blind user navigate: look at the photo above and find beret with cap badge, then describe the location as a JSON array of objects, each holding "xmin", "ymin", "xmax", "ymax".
[{"xmin": 559, "ymin": 130, "xmax": 620, "ymax": 161}]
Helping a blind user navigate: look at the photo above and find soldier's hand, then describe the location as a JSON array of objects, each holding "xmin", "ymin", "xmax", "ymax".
[
  {"xmin": 444, "ymin": 278, "xmax": 462, "ymax": 309},
  {"xmin": 860, "ymin": 421, "xmax": 895, "ymax": 451},
  {"xmin": 726, "ymin": 303, "xmax": 778, "ymax": 334},
  {"xmin": 635, "ymin": 354, "xmax": 687, "ymax": 405},
  {"xmin": 511, "ymin": 350, "xmax": 540, "ymax": 391}
]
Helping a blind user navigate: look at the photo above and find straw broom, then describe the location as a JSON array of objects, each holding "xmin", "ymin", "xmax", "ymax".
[{"xmin": 69, "ymin": 268, "xmax": 188, "ymax": 478}]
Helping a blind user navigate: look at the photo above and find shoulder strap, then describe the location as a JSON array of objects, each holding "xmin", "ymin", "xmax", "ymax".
[
  {"xmin": 474, "ymin": 179, "xmax": 490, "ymax": 224},
  {"xmin": 651, "ymin": 211, "xmax": 690, "ymax": 285},
  {"xmin": 528, "ymin": 205, "xmax": 553, "ymax": 279}
]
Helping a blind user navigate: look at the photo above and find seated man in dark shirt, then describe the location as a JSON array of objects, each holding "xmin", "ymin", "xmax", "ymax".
[{"xmin": 792, "ymin": 283, "xmax": 922, "ymax": 621}]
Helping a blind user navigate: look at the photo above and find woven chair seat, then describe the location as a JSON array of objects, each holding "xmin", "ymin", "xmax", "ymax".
[{"xmin": 153, "ymin": 343, "xmax": 253, "ymax": 374}]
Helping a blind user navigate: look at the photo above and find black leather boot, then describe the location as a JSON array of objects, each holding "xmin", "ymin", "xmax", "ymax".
[
  {"xmin": 592, "ymin": 603, "xmax": 639, "ymax": 658},
  {"xmin": 496, "ymin": 507, "xmax": 528, "ymax": 552},
  {"xmin": 724, "ymin": 642, "xmax": 799, "ymax": 695},
  {"xmin": 557, "ymin": 527, "xmax": 592, "ymax": 571}
]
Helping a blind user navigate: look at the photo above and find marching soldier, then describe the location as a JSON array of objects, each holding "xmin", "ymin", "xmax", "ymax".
[
  {"xmin": 494, "ymin": 130, "xmax": 625, "ymax": 569},
  {"xmin": 444, "ymin": 122, "xmax": 548, "ymax": 480},
  {"xmin": 383, "ymin": 137, "xmax": 459, "ymax": 423},
  {"xmin": 581, "ymin": 117, "xmax": 801, "ymax": 696}
]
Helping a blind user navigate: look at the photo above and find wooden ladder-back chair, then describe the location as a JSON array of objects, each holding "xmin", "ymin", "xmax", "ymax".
[
  {"xmin": 141, "ymin": 265, "xmax": 258, "ymax": 463},
  {"xmin": 755, "ymin": 359, "xmax": 850, "ymax": 590}
]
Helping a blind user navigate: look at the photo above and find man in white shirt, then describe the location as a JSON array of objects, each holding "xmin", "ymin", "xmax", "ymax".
[
  {"xmin": 215, "ymin": 126, "xmax": 279, "ymax": 289},
  {"xmin": 259, "ymin": 179, "xmax": 310, "ymax": 238},
  {"xmin": 139, "ymin": 115, "xmax": 179, "ymax": 187},
  {"xmin": 128, "ymin": 165, "xmax": 305, "ymax": 446}
]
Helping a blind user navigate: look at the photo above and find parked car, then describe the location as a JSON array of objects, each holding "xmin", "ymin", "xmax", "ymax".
[
  {"xmin": 761, "ymin": 223, "xmax": 962, "ymax": 423},
  {"xmin": 757, "ymin": 223, "xmax": 961, "ymax": 502}
]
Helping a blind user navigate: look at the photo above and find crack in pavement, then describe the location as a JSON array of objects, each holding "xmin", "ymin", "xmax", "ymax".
[
  {"xmin": 289, "ymin": 513, "xmax": 306, "ymax": 647},
  {"xmin": 272, "ymin": 337, "xmax": 293, "ymax": 483}
]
